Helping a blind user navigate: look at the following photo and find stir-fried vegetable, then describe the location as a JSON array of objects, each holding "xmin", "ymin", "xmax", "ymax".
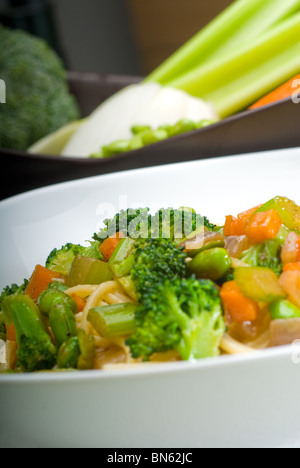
[{"xmin": 2, "ymin": 198, "xmax": 300, "ymax": 373}]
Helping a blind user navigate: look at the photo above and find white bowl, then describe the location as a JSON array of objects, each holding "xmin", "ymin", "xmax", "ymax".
[{"xmin": 1, "ymin": 148, "xmax": 300, "ymax": 448}]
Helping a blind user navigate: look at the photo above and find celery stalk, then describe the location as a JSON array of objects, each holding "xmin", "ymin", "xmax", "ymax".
[
  {"xmin": 169, "ymin": 13, "xmax": 300, "ymax": 118},
  {"xmin": 146, "ymin": 0, "xmax": 300, "ymax": 85}
]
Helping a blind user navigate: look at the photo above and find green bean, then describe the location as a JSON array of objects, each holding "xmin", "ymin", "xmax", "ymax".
[
  {"xmin": 38, "ymin": 289, "xmax": 77, "ymax": 318},
  {"xmin": 57, "ymin": 337, "xmax": 80, "ymax": 369},
  {"xmin": 49, "ymin": 304, "xmax": 78, "ymax": 349}
]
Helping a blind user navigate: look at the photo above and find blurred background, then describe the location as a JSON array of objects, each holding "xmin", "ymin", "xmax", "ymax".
[{"xmin": 0, "ymin": 0, "xmax": 233, "ymax": 76}]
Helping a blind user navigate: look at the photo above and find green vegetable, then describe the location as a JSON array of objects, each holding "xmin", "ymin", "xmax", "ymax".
[
  {"xmin": 77, "ymin": 329, "xmax": 95, "ymax": 370},
  {"xmin": 91, "ymin": 118, "xmax": 215, "ymax": 159},
  {"xmin": 57, "ymin": 337, "xmax": 80, "ymax": 370},
  {"xmin": 146, "ymin": 0, "xmax": 300, "ymax": 86},
  {"xmin": 168, "ymin": 13, "xmax": 300, "ymax": 118},
  {"xmin": 67, "ymin": 255, "xmax": 113, "ymax": 287},
  {"xmin": 188, "ymin": 248, "xmax": 232, "ymax": 281},
  {"xmin": 131, "ymin": 238, "xmax": 188, "ymax": 299},
  {"xmin": 38, "ymin": 289, "xmax": 77, "ymax": 318},
  {"xmin": 108, "ymin": 237, "xmax": 135, "ymax": 265},
  {"xmin": 127, "ymin": 277, "xmax": 225, "ymax": 361},
  {"xmin": 2, "ymin": 295, "xmax": 57, "ymax": 373},
  {"xmin": 46, "ymin": 242, "xmax": 104, "ymax": 276},
  {"xmin": 240, "ymin": 239, "xmax": 283, "ymax": 276},
  {"xmin": 269, "ymin": 300, "xmax": 300, "ymax": 320},
  {"xmin": 0, "ymin": 24, "xmax": 79, "ymax": 151},
  {"xmin": 49, "ymin": 304, "xmax": 78, "ymax": 349},
  {"xmin": 88, "ymin": 303, "xmax": 137, "ymax": 338},
  {"xmin": 234, "ymin": 267, "xmax": 286, "ymax": 303},
  {"xmin": 38, "ymin": 289, "xmax": 78, "ymax": 349},
  {"xmin": 256, "ymin": 196, "xmax": 300, "ymax": 230},
  {"xmin": 0, "ymin": 280, "xmax": 28, "ymax": 340},
  {"xmin": 93, "ymin": 207, "xmax": 215, "ymax": 243}
]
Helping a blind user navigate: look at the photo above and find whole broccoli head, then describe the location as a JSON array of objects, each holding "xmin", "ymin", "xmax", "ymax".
[
  {"xmin": 127, "ymin": 277, "xmax": 225, "ymax": 361},
  {"xmin": 46, "ymin": 242, "xmax": 103, "ymax": 276},
  {"xmin": 0, "ymin": 25, "xmax": 80, "ymax": 151}
]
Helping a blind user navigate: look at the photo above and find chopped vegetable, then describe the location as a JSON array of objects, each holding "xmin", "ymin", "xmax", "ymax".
[
  {"xmin": 67, "ymin": 255, "xmax": 113, "ymax": 287},
  {"xmin": 99, "ymin": 232, "xmax": 126, "ymax": 261},
  {"xmin": 234, "ymin": 267, "xmax": 286, "ymax": 302},
  {"xmin": 269, "ymin": 300, "xmax": 300, "ymax": 320},
  {"xmin": 220, "ymin": 280, "xmax": 260, "ymax": 323},
  {"xmin": 88, "ymin": 304, "xmax": 137, "ymax": 338},
  {"xmin": 2, "ymin": 295, "xmax": 57, "ymax": 372},
  {"xmin": 279, "ymin": 270, "xmax": 300, "ymax": 309},
  {"xmin": 244, "ymin": 210, "xmax": 282, "ymax": 244},
  {"xmin": 281, "ymin": 231, "xmax": 300, "ymax": 264},
  {"xmin": 25, "ymin": 265, "xmax": 61, "ymax": 301},
  {"xmin": 256, "ymin": 196, "xmax": 300, "ymax": 230}
]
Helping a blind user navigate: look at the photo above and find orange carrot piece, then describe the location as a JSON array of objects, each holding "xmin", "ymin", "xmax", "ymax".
[
  {"xmin": 250, "ymin": 74, "xmax": 300, "ymax": 110},
  {"xmin": 223, "ymin": 216, "xmax": 245, "ymax": 237},
  {"xmin": 223, "ymin": 205, "xmax": 262, "ymax": 237},
  {"xmin": 220, "ymin": 280, "xmax": 260, "ymax": 323},
  {"xmin": 99, "ymin": 231, "xmax": 125, "ymax": 261},
  {"xmin": 25, "ymin": 265, "xmax": 60, "ymax": 301},
  {"xmin": 244, "ymin": 209, "xmax": 282, "ymax": 244},
  {"xmin": 6, "ymin": 323, "xmax": 16, "ymax": 342},
  {"xmin": 283, "ymin": 262, "xmax": 300, "ymax": 273},
  {"xmin": 70, "ymin": 294, "xmax": 86, "ymax": 313}
]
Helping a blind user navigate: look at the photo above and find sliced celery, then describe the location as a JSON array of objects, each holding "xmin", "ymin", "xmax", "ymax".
[
  {"xmin": 87, "ymin": 303, "xmax": 137, "ymax": 338},
  {"xmin": 67, "ymin": 255, "xmax": 113, "ymax": 287},
  {"xmin": 169, "ymin": 13, "xmax": 300, "ymax": 118},
  {"xmin": 146, "ymin": 0, "xmax": 300, "ymax": 85}
]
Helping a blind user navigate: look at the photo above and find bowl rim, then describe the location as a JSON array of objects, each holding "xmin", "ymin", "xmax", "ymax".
[{"xmin": 0, "ymin": 345, "xmax": 294, "ymax": 384}]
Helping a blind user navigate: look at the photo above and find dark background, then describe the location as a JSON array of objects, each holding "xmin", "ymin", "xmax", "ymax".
[{"xmin": 0, "ymin": 0, "xmax": 233, "ymax": 76}]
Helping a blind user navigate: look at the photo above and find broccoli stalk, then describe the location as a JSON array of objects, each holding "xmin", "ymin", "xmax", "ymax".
[
  {"xmin": 2, "ymin": 295, "xmax": 57, "ymax": 372},
  {"xmin": 127, "ymin": 277, "xmax": 225, "ymax": 361}
]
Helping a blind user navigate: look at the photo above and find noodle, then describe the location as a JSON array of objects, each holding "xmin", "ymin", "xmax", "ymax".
[{"xmin": 220, "ymin": 333, "xmax": 257, "ymax": 355}]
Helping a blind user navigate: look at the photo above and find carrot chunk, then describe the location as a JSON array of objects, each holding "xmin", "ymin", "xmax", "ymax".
[
  {"xmin": 99, "ymin": 232, "xmax": 125, "ymax": 261},
  {"xmin": 223, "ymin": 205, "xmax": 262, "ymax": 237},
  {"xmin": 25, "ymin": 265, "xmax": 60, "ymax": 301},
  {"xmin": 220, "ymin": 280, "xmax": 260, "ymax": 323},
  {"xmin": 244, "ymin": 209, "xmax": 282, "ymax": 244},
  {"xmin": 6, "ymin": 323, "xmax": 16, "ymax": 341}
]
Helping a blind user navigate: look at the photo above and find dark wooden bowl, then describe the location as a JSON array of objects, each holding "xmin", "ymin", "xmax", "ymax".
[{"xmin": 1, "ymin": 70, "xmax": 299, "ymax": 200}]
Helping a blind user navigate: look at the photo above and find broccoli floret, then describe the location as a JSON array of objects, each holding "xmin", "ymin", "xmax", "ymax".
[
  {"xmin": 93, "ymin": 207, "xmax": 215, "ymax": 242},
  {"xmin": 127, "ymin": 277, "xmax": 225, "ymax": 361},
  {"xmin": 93, "ymin": 208, "xmax": 151, "ymax": 241},
  {"xmin": 240, "ymin": 239, "xmax": 283, "ymax": 276},
  {"xmin": 131, "ymin": 238, "xmax": 188, "ymax": 297},
  {"xmin": 0, "ymin": 24, "xmax": 80, "ymax": 151},
  {"xmin": 46, "ymin": 242, "xmax": 103, "ymax": 276},
  {"xmin": 0, "ymin": 281, "xmax": 28, "ymax": 341},
  {"xmin": 2, "ymin": 295, "xmax": 57, "ymax": 372}
]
